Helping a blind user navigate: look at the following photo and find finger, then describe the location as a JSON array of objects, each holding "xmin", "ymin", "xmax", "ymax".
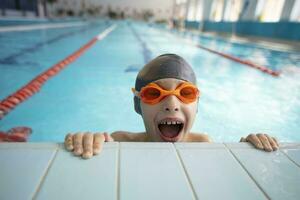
[
  {"xmin": 246, "ymin": 134, "xmax": 264, "ymax": 149},
  {"xmin": 64, "ymin": 133, "xmax": 74, "ymax": 151},
  {"xmin": 73, "ymin": 133, "xmax": 84, "ymax": 156},
  {"xmin": 265, "ymin": 134, "xmax": 278, "ymax": 151},
  {"xmin": 257, "ymin": 134, "xmax": 272, "ymax": 152},
  {"xmin": 240, "ymin": 137, "xmax": 246, "ymax": 142},
  {"xmin": 106, "ymin": 134, "xmax": 114, "ymax": 142},
  {"xmin": 82, "ymin": 133, "xmax": 93, "ymax": 159},
  {"xmin": 272, "ymin": 137, "xmax": 280, "ymax": 147},
  {"xmin": 93, "ymin": 133, "xmax": 105, "ymax": 155}
]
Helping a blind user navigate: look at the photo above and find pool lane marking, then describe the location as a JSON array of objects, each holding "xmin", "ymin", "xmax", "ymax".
[
  {"xmin": 128, "ymin": 24, "xmax": 153, "ymax": 64},
  {"xmin": 0, "ymin": 21, "xmax": 88, "ymax": 33},
  {"xmin": 0, "ymin": 24, "xmax": 117, "ymax": 120}
]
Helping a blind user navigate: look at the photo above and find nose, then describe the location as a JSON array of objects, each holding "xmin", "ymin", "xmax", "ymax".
[{"xmin": 163, "ymin": 95, "xmax": 180, "ymax": 112}]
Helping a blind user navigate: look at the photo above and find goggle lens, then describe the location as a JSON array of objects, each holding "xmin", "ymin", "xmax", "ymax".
[
  {"xmin": 180, "ymin": 86, "xmax": 197, "ymax": 100},
  {"xmin": 141, "ymin": 88, "xmax": 161, "ymax": 100}
]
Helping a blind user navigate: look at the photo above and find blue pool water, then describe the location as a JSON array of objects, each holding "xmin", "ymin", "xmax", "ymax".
[{"xmin": 0, "ymin": 20, "xmax": 300, "ymax": 142}]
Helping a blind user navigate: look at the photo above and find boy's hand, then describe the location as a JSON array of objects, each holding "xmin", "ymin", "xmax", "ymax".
[
  {"xmin": 240, "ymin": 133, "xmax": 279, "ymax": 152},
  {"xmin": 64, "ymin": 132, "xmax": 114, "ymax": 159}
]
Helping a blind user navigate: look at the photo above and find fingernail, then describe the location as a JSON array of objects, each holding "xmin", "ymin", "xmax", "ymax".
[
  {"xmin": 82, "ymin": 153, "xmax": 92, "ymax": 159},
  {"xmin": 267, "ymin": 148, "xmax": 272, "ymax": 152},
  {"xmin": 93, "ymin": 150, "xmax": 100, "ymax": 155},
  {"xmin": 66, "ymin": 146, "xmax": 73, "ymax": 151},
  {"xmin": 74, "ymin": 149, "xmax": 83, "ymax": 156}
]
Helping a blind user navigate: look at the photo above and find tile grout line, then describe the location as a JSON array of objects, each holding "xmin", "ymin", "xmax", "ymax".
[
  {"xmin": 32, "ymin": 147, "xmax": 59, "ymax": 200},
  {"xmin": 173, "ymin": 144, "xmax": 198, "ymax": 200},
  {"xmin": 223, "ymin": 143, "xmax": 271, "ymax": 200},
  {"xmin": 116, "ymin": 142, "xmax": 120, "ymax": 200},
  {"xmin": 280, "ymin": 149, "xmax": 300, "ymax": 168}
]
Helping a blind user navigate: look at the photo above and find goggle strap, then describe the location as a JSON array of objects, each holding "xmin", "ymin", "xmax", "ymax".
[{"xmin": 131, "ymin": 88, "xmax": 140, "ymax": 97}]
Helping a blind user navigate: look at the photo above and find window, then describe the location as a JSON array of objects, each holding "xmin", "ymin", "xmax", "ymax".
[
  {"xmin": 176, "ymin": 0, "xmax": 187, "ymax": 4},
  {"xmin": 255, "ymin": 0, "xmax": 285, "ymax": 22},
  {"xmin": 187, "ymin": 0, "xmax": 197, "ymax": 20},
  {"xmin": 223, "ymin": 0, "xmax": 243, "ymax": 21},
  {"xmin": 174, "ymin": 0, "xmax": 188, "ymax": 19},
  {"xmin": 210, "ymin": 0, "xmax": 225, "ymax": 22},
  {"xmin": 290, "ymin": 0, "xmax": 300, "ymax": 21},
  {"xmin": 195, "ymin": 0, "xmax": 204, "ymax": 21}
]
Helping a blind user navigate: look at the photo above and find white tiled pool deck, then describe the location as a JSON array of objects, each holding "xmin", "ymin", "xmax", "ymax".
[{"xmin": 0, "ymin": 142, "xmax": 299, "ymax": 200}]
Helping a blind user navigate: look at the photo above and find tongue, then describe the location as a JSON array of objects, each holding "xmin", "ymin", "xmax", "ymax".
[{"xmin": 159, "ymin": 124, "xmax": 181, "ymax": 138}]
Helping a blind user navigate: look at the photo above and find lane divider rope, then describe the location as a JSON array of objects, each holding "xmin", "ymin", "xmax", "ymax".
[
  {"xmin": 173, "ymin": 30, "xmax": 281, "ymax": 77},
  {"xmin": 195, "ymin": 43, "xmax": 281, "ymax": 77},
  {"xmin": 0, "ymin": 24, "xmax": 117, "ymax": 120}
]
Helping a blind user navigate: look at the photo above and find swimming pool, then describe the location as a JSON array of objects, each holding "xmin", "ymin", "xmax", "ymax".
[{"xmin": 0, "ymin": 20, "xmax": 300, "ymax": 142}]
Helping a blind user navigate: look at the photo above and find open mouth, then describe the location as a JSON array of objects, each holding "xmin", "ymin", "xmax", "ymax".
[{"xmin": 157, "ymin": 118, "xmax": 184, "ymax": 142}]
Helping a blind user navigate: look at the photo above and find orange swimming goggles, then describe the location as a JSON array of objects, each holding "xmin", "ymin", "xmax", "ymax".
[{"xmin": 132, "ymin": 82, "xmax": 200, "ymax": 105}]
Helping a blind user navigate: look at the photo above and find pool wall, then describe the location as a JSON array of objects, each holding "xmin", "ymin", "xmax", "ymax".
[
  {"xmin": 1, "ymin": 142, "xmax": 300, "ymax": 200},
  {"xmin": 0, "ymin": 18, "xmax": 84, "ymax": 27},
  {"xmin": 183, "ymin": 20, "xmax": 300, "ymax": 41}
]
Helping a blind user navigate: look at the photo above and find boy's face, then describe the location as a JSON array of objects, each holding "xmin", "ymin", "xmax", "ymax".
[{"xmin": 140, "ymin": 78, "xmax": 198, "ymax": 142}]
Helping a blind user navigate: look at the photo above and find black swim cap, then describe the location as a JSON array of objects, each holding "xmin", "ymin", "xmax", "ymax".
[{"xmin": 134, "ymin": 54, "xmax": 197, "ymax": 114}]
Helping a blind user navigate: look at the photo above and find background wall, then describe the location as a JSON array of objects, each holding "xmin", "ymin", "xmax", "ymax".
[
  {"xmin": 1, "ymin": 0, "xmax": 299, "ymax": 41},
  {"xmin": 184, "ymin": 20, "xmax": 300, "ymax": 41},
  {"xmin": 48, "ymin": 0, "xmax": 174, "ymax": 20},
  {"xmin": 177, "ymin": 0, "xmax": 300, "ymax": 41},
  {"xmin": 0, "ymin": 0, "xmax": 39, "ymax": 17}
]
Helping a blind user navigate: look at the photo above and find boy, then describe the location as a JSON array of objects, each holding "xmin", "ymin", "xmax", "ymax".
[{"xmin": 65, "ymin": 54, "xmax": 279, "ymax": 159}]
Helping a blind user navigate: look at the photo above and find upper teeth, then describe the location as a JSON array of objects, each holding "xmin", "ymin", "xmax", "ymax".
[{"xmin": 160, "ymin": 120, "xmax": 182, "ymax": 125}]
